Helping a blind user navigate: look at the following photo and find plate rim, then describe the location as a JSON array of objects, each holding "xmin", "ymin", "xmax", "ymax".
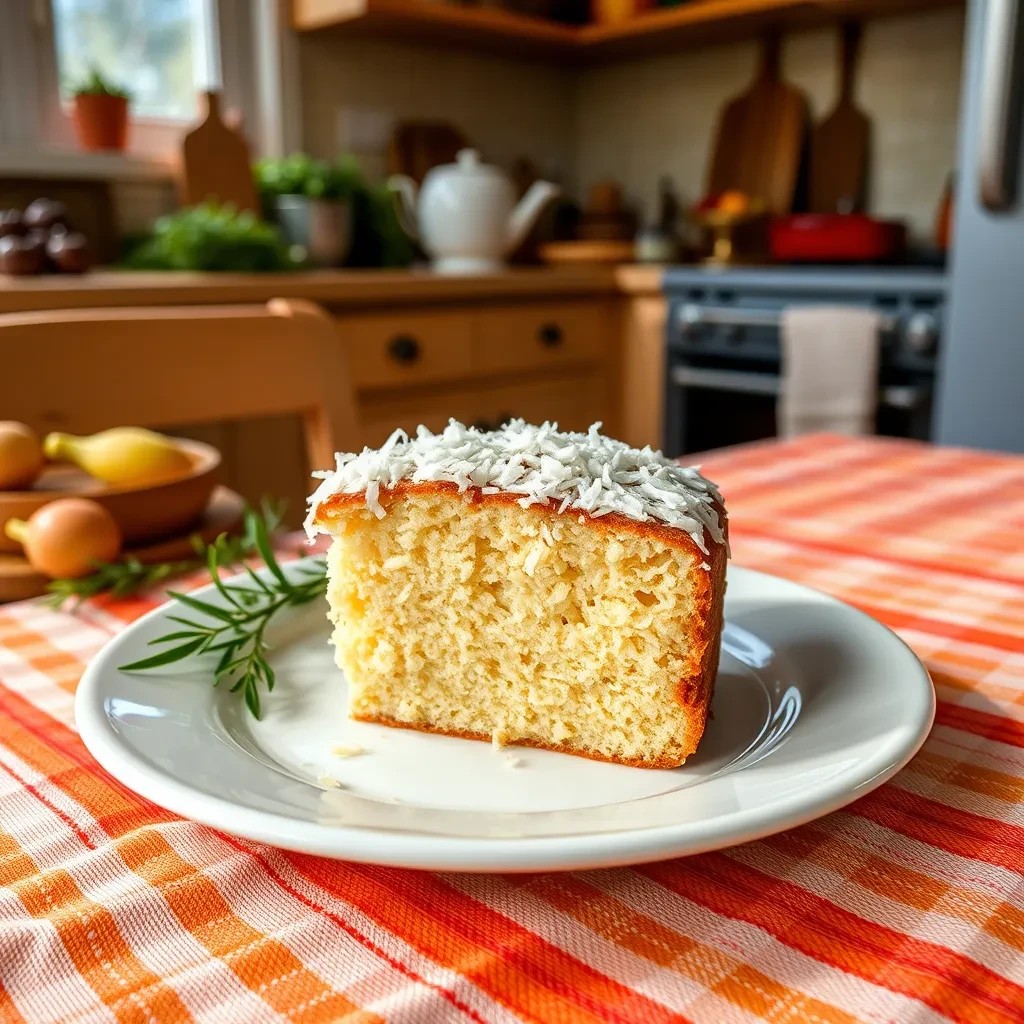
[{"xmin": 74, "ymin": 564, "xmax": 935, "ymax": 872}]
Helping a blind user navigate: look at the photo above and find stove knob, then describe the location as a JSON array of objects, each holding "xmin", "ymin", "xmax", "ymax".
[
  {"xmin": 904, "ymin": 312, "xmax": 938, "ymax": 354},
  {"xmin": 678, "ymin": 303, "xmax": 704, "ymax": 339}
]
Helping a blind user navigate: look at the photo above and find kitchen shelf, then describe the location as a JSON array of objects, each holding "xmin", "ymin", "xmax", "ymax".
[
  {"xmin": 292, "ymin": 0, "xmax": 964, "ymax": 63},
  {"xmin": 579, "ymin": 0, "xmax": 964, "ymax": 60},
  {"xmin": 292, "ymin": 0, "xmax": 577, "ymax": 58}
]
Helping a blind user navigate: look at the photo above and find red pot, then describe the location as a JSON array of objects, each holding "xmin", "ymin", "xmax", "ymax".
[
  {"xmin": 72, "ymin": 93, "xmax": 129, "ymax": 152},
  {"xmin": 769, "ymin": 214, "xmax": 907, "ymax": 263}
]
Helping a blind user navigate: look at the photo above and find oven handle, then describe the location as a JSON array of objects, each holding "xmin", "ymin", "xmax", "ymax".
[
  {"xmin": 669, "ymin": 365, "xmax": 930, "ymax": 409},
  {"xmin": 677, "ymin": 303, "xmax": 899, "ymax": 335}
]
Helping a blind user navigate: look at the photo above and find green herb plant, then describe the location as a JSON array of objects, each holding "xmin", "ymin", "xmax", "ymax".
[
  {"xmin": 254, "ymin": 153, "xmax": 364, "ymax": 202},
  {"xmin": 69, "ymin": 66, "xmax": 132, "ymax": 100},
  {"xmin": 255, "ymin": 153, "xmax": 414, "ymax": 269},
  {"xmin": 125, "ymin": 202, "xmax": 296, "ymax": 272},
  {"xmin": 117, "ymin": 511, "xmax": 327, "ymax": 718}
]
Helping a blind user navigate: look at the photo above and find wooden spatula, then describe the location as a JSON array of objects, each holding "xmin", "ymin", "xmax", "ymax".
[
  {"xmin": 180, "ymin": 91, "xmax": 258, "ymax": 212},
  {"xmin": 810, "ymin": 24, "xmax": 871, "ymax": 213},
  {"xmin": 706, "ymin": 34, "xmax": 809, "ymax": 215}
]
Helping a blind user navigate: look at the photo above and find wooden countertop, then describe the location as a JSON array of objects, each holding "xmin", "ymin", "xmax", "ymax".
[{"xmin": 0, "ymin": 266, "xmax": 664, "ymax": 314}]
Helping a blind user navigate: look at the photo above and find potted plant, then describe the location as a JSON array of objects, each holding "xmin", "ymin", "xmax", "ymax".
[
  {"xmin": 124, "ymin": 202, "xmax": 295, "ymax": 272},
  {"xmin": 69, "ymin": 67, "xmax": 131, "ymax": 152},
  {"xmin": 254, "ymin": 154, "xmax": 361, "ymax": 268}
]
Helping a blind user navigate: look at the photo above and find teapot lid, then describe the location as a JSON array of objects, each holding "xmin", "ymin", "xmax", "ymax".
[{"xmin": 444, "ymin": 148, "xmax": 504, "ymax": 181}]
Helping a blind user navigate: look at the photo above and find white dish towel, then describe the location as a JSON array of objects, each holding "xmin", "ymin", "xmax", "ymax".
[{"xmin": 778, "ymin": 305, "xmax": 881, "ymax": 438}]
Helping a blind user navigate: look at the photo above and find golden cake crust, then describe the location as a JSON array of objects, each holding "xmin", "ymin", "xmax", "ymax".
[{"xmin": 316, "ymin": 479, "xmax": 727, "ymax": 768}]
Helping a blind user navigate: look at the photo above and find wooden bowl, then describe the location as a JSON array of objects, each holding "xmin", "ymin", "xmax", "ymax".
[{"xmin": 0, "ymin": 437, "xmax": 221, "ymax": 554}]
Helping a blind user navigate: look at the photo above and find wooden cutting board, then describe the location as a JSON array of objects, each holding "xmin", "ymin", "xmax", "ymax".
[
  {"xmin": 180, "ymin": 91, "xmax": 258, "ymax": 212},
  {"xmin": 706, "ymin": 35, "xmax": 809, "ymax": 216},
  {"xmin": 810, "ymin": 24, "xmax": 871, "ymax": 213}
]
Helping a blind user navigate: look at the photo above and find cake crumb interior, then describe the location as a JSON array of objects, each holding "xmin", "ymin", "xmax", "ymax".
[{"xmin": 325, "ymin": 488, "xmax": 712, "ymax": 767}]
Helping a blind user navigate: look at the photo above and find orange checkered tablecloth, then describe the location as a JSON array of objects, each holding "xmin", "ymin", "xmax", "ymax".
[{"xmin": 1, "ymin": 433, "xmax": 1023, "ymax": 1024}]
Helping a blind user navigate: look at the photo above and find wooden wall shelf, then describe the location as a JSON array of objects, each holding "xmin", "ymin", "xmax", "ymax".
[
  {"xmin": 292, "ymin": 0, "xmax": 576, "ymax": 59},
  {"xmin": 293, "ymin": 0, "xmax": 964, "ymax": 63}
]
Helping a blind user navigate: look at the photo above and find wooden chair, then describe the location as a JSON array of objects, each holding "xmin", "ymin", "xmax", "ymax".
[{"xmin": 0, "ymin": 299, "xmax": 359, "ymax": 517}]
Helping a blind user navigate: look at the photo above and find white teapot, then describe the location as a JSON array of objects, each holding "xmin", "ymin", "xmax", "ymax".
[{"xmin": 390, "ymin": 149, "xmax": 560, "ymax": 274}]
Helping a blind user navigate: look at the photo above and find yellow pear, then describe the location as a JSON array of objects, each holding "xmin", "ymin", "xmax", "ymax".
[{"xmin": 44, "ymin": 427, "xmax": 193, "ymax": 487}]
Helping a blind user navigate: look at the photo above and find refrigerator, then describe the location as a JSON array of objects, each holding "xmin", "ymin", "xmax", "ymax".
[{"xmin": 934, "ymin": 0, "xmax": 1024, "ymax": 452}]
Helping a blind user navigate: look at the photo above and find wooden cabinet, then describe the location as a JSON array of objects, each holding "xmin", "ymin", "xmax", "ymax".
[
  {"xmin": 475, "ymin": 301, "xmax": 611, "ymax": 377},
  {"xmin": 346, "ymin": 297, "xmax": 617, "ymax": 452},
  {"xmin": 344, "ymin": 310, "xmax": 473, "ymax": 389}
]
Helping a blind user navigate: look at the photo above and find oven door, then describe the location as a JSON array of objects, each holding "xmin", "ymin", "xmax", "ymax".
[{"xmin": 664, "ymin": 359, "xmax": 934, "ymax": 458}]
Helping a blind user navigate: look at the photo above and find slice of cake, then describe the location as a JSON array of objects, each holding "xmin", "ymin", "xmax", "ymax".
[{"xmin": 306, "ymin": 420, "xmax": 727, "ymax": 769}]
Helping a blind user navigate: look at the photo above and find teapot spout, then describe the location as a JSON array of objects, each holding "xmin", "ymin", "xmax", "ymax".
[
  {"xmin": 387, "ymin": 174, "xmax": 419, "ymax": 240},
  {"xmin": 507, "ymin": 180, "xmax": 560, "ymax": 253}
]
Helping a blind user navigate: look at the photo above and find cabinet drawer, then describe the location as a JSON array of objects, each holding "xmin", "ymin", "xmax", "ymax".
[
  {"xmin": 475, "ymin": 302, "xmax": 611, "ymax": 376},
  {"xmin": 342, "ymin": 311, "xmax": 473, "ymax": 390},
  {"xmin": 360, "ymin": 373, "xmax": 608, "ymax": 450}
]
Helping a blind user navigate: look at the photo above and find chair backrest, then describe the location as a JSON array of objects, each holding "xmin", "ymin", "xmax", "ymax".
[{"xmin": 0, "ymin": 298, "xmax": 358, "ymax": 471}]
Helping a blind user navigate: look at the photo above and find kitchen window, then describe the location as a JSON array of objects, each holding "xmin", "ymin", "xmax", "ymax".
[
  {"xmin": 0, "ymin": 0, "xmax": 288, "ymax": 172},
  {"xmin": 51, "ymin": 0, "xmax": 218, "ymax": 124}
]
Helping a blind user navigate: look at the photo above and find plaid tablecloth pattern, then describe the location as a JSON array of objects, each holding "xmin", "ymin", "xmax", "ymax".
[{"xmin": 1, "ymin": 433, "xmax": 1022, "ymax": 1024}]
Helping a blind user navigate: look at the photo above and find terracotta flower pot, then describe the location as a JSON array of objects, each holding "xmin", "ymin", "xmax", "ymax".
[{"xmin": 72, "ymin": 93, "xmax": 129, "ymax": 152}]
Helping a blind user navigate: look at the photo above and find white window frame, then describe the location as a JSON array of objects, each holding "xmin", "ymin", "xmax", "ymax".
[{"xmin": 0, "ymin": 0, "xmax": 299, "ymax": 180}]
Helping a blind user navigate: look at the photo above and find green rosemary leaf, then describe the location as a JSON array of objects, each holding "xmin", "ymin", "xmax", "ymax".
[
  {"xmin": 214, "ymin": 641, "xmax": 241, "ymax": 675},
  {"xmin": 241, "ymin": 562, "xmax": 276, "ymax": 597},
  {"xmin": 250, "ymin": 515, "xmax": 292, "ymax": 594},
  {"xmin": 206, "ymin": 546, "xmax": 246, "ymax": 609},
  {"xmin": 244, "ymin": 678, "xmax": 261, "ymax": 718},
  {"xmin": 165, "ymin": 615, "xmax": 216, "ymax": 631},
  {"xmin": 148, "ymin": 631, "xmax": 206, "ymax": 646},
  {"xmin": 120, "ymin": 637, "xmax": 207, "ymax": 672},
  {"xmin": 165, "ymin": 590, "xmax": 239, "ymax": 623}
]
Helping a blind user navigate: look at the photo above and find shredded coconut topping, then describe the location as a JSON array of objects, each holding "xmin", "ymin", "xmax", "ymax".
[{"xmin": 305, "ymin": 419, "xmax": 726, "ymax": 556}]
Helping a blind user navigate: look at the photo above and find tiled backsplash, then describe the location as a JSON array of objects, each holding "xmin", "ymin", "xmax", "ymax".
[
  {"xmin": 299, "ymin": 34, "xmax": 576, "ymax": 184},
  {"xmin": 299, "ymin": 6, "xmax": 964, "ymax": 245}
]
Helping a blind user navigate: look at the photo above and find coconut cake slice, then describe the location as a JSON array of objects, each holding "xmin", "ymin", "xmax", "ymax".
[{"xmin": 306, "ymin": 419, "xmax": 727, "ymax": 769}]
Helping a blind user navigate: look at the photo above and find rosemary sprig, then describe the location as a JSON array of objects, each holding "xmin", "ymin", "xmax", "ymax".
[
  {"xmin": 44, "ymin": 500, "xmax": 286, "ymax": 608},
  {"xmin": 118, "ymin": 513, "xmax": 327, "ymax": 718}
]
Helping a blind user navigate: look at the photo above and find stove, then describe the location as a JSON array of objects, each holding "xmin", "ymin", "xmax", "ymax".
[{"xmin": 662, "ymin": 266, "xmax": 947, "ymax": 457}]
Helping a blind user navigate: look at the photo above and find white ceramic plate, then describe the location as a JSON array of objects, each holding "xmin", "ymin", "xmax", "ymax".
[{"xmin": 76, "ymin": 563, "xmax": 934, "ymax": 872}]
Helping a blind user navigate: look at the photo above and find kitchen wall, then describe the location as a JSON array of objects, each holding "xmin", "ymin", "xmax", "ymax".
[
  {"xmin": 297, "ymin": 6, "xmax": 964, "ymax": 244},
  {"xmin": 298, "ymin": 34, "xmax": 576, "ymax": 183},
  {"xmin": 574, "ymin": 6, "xmax": 965, "ymax": 241}
]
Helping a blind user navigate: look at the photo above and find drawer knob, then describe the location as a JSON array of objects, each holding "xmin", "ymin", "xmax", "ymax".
[
  {"xmin": 388, "ymin": 335, "xmax": 421, "ymax": 364},
  {"xmin": 538, "ymin": 323, "xmax": 563, "ymax": 347}
]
